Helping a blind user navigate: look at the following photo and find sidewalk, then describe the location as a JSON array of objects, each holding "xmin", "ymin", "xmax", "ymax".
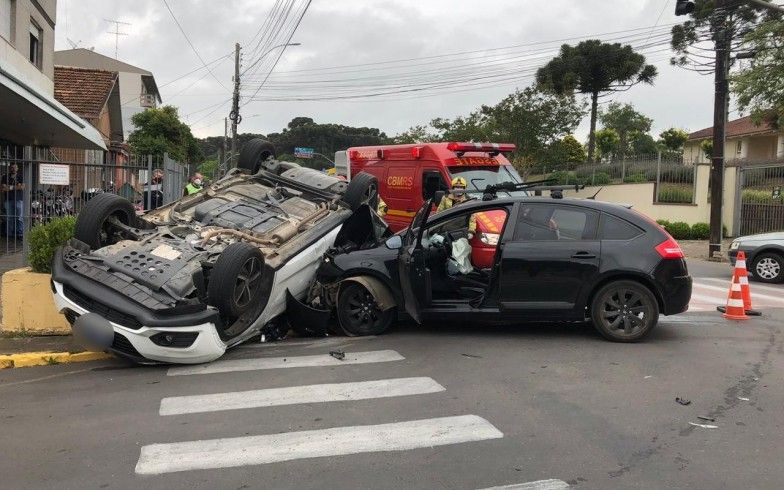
[
  {"xmin": 0, "ymin": 334, "xmax": 110, "ymax": 368},
  {"xmin": 678, "ymin": 239, "xmax": 733, "ymax": 261}
]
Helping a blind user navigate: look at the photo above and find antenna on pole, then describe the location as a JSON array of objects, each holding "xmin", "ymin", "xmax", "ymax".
[{"xmin": 104, "ymin": 18, "xmax": 131, "ymax": 58}]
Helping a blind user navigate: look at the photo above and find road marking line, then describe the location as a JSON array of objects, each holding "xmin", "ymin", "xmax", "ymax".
[
  {"xmin": 690, "ymin": 293, "xmax": 727, "ymax": 305},
  {"xmin": 135, "ymin": 414, "xmax": 503, "ymax": 475},
  {"xmin": 693, "ymin": 282, "xmax": 784, "ymax": 302},
  {"xmin": 478, "ymin": 480, "xmax": 570, "ymax": 490},
  {"xmin": 167, "ymin": 350, "xmax": 404, "ymax": 376},
  {"xmin": 159, "ymin": 377, "xmax": 445, "ymax": 416},
  {"xmin": 699, "ymin": 277, "xmax": 783, "ymax": 294}
]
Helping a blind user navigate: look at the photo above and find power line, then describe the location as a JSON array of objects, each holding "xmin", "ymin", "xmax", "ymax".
[{"xmin": 161, "ymin": 0, "xmax": 229, "ymax": 92}]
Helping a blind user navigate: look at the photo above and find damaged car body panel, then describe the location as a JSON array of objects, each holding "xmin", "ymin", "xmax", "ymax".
[{"xmin": 51, "ymin": 139, "xmax": 382, "ymax": 364}]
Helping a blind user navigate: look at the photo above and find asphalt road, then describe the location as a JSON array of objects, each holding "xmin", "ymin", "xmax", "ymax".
[{"xmin": 1, "ymin": 260, "xmax": 783, "ymax": 489}]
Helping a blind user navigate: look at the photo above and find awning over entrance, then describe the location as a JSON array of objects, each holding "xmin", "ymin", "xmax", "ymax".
[{"xmin": 0, "ymin": 65, "xmax": 106, "ymax": 150}]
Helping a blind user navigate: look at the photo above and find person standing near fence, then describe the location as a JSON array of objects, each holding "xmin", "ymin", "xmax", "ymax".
[
  {"xmin": 1, "ymin": 163, "xmax": 25, "ymax": 238},
  {"xmin": 183, "ymin": 172, "xmax": 204, "ymax": 196},
  {"xmin": 143, "ymin": 168, "xmax": 165, "ymax": 210}
]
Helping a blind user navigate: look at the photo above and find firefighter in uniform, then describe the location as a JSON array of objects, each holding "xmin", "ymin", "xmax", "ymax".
[{"xmin": 436, "ymin": 176, "xmax": 476, "ymax": 237}]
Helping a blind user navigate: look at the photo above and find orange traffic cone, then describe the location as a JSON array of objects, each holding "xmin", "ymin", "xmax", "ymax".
[
  {"xmin": 722, "ymin": 274, "xmax": 749, "ymax": 321},
  {"xmin": 734, "ymin": 251, "xmax": 761, "ymax": 316}
]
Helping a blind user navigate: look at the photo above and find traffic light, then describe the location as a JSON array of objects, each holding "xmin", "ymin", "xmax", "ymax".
[{"xmin": 675, "ymin": 0, "xmax": 695, "ymax": 16}]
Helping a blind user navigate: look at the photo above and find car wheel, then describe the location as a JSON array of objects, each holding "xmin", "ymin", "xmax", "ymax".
[
  {"xmin": 74, "ymin": 193, "xmax": 138, "ymax": 249},
  {"xmin": 343, "ymin": 172, "xmax": 379, "ymax": 211},
  {"xmin": 208, "ymin": 242, "xmax": 266, "ymax": 319},
  {"xmin": 237, "ymin": 138, "xmax": 276, "ymax": 174},
  {"xmin": 590, "ymin": 280, "xmax": 659, "ymax": 342},
  {"xmin": 337, "ymin": 282, "xmax": 394, "ymax": 336},
  {"xmin": 751, "ymin": 253, "xmax": 783, "ymax": 283}
]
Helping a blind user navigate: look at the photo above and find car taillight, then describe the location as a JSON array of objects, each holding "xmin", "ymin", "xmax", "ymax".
[
  {"xmin": 477, "ymin": 232, "xmax": 500, "ymax": 246},
  {"xmin": 655, "ymin": 237, "xmax": 684, "ymax": 259}
]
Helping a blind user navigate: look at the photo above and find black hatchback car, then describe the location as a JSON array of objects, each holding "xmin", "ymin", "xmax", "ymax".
[{"xmin": 307, "ymin": 195, "xmax": 692, "ymax": 342}]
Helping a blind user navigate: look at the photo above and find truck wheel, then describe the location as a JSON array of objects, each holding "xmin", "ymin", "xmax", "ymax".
[
  {"xmin": 74, "ymin": 193, "xmax": 138, "ymax": 249},
  {"xmin": 237, "ymin": 139, "xmax": 276, "ymax": 173},
  {"xmin": 343, "ymin": 172, "xmax": 379, "ymax": 211},
  {"xmin": 590, "ymin": 280, "xmax": 658, "ymax": 342},
  {"xmin": 208, "ymin": 242, "xmax": 266, "ymax": 319},
  {"xmin": 337, "ymin": 282, "xmax": 394, "ymax": 336},
  {"xmin": 751, "ymin": 252, "xmax": 783, "ymax": 283}
]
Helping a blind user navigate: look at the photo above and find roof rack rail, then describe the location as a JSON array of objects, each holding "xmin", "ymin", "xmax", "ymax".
[{"xmin": 481, "ymin": 180, "xmax": 584, "ymax": 201}]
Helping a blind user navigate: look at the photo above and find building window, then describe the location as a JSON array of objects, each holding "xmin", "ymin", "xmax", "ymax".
[
  {"xmin": 0, "ymin": 0, "xmax": 12, "ymax": 42},
  {"xmin": 29, "ymin": 20, "xmax": 42, "ymax": 69},
  {"xmin": 736, "ymin": 140, "xmax": 743, "ymax": 155}
]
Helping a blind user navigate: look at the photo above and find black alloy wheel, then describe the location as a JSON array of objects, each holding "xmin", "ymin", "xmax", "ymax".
[
  {"xmin": 337, "ymin": 282, "xmax": 394, "ymax": 336},
  {"xmin": 590, "ymin": 280, "xmax": 659, "ymax": 342},
  {"xmin": 233, "ymin": 256, "xmax": 263, "ymax": 310},
  {"xmin": 208, "ymin": 242, "xmax": 266, "ymax": 320}
]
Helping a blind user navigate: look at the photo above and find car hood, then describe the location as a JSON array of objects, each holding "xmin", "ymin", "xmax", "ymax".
[{"xmin": 737, "ymin": 232, "xmax": 784, "ymax": 242}]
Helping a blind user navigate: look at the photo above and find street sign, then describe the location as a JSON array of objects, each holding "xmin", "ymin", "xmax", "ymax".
[
  {"xmin": 294, "ymin": 147, "xmax": 314, "ymax": 159},
  {"xmin": 773, "ymin": 186, "xmax": 781, "ymax": 198}
]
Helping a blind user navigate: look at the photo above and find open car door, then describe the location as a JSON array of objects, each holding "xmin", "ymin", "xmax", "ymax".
[{"xmin": 397, "ymin": 199, "xmax": 434, "ymax": 323}]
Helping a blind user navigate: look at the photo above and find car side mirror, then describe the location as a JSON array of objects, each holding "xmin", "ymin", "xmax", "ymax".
[
  {"xmin": 434, "ymin": 190, "xmax": 445, "ymax": 206},
  {"xmin": 385, "ymin": 235, "xmax": 403, "ymax": 250}
]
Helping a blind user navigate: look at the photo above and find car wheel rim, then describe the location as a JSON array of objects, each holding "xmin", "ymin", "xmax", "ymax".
[
  {"xmin": 233, "ymin": 257, "xmax": 262, "ymax": 308},
  {"xmin": 756, "ymin": 258, "xmax": 781, "ymax": 280},
  {"xmin": 600, "ymin": 288, "xmax": 650, "ymax": 337},
  {"xmin": 345, "ymin": 288, "xmax": 382, "ymax": 330}
]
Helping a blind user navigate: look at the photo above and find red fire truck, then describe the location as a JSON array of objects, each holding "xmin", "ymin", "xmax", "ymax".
[{"xmin": 335, "ymin": 142, "xmax": 520, "ymax": 269}]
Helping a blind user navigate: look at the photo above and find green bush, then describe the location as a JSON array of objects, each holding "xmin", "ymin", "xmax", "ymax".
[
  {"xmin": 623, "ymin": 173, "xmax": 647, "ymax": 183},
  {"xmin": 656, "ymin": 219, "xmax": 671, "ymax": 229},
  {"xmin": 549, "ymin": 170, "xmax": 575, "ymax": 185},
  {"xmin": 592, "ymin": 172, "xmax": 611, "ymax": 185},
  {"xmin": 668, "ymin": 221, "xmax": 691, "ymax": 240},
  {"xmin": 657, "ymin": 186, "xmax": 694, "ymax": 203},
  {"xmin": 28, "ymin": 216, "xmax": 76, "ymax": 274},
  {"xmin": 742, "ymin": 189, "xmax": 784, "ymax": 204},
  {"xmin": 690, "ymin": 222, "xmax": 710, "ymax": 240}
]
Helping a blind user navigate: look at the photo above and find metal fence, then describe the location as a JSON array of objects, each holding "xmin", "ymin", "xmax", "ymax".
[
  {"xmin": 0, "ymin": 144, "xmax": 187, "ymax": 272},
  {"xmin": 737, "ymin": 162, "xmax": 784, "ymax": 235},
  {"xmin": 541, "ymin": 152, "xmax": 697, "ymax": 204}
]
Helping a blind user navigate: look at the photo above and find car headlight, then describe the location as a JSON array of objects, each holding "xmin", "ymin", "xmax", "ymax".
[
  {"xmin": 730, "ymin": 241, "xmax": 740, "ymax": 250},
  {"xmin": 478, "ymin": 232, "xmax": 500, "ymax": 246}
]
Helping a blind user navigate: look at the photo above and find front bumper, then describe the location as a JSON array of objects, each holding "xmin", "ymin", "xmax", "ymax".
[{"xmin": 52, "ymin": 280, "xmax": 226, "ymax": 364}]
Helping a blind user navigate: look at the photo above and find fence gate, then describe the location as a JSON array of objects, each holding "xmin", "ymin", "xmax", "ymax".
[{"xmin": 738, "ymin": 164, "xmax": 784, "ymax": 236}]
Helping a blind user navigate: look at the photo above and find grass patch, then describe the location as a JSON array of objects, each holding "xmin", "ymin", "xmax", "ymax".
[{"xmin": 658, "ymin": 183, "xmax": 694, "ymax": 203}]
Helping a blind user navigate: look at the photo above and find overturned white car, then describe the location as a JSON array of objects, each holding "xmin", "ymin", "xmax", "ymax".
[{"xmin": 51, "ymin": 140, "xmax": 383, "ymax": 364}]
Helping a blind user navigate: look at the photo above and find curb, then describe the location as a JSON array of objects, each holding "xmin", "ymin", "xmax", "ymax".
[{"xmin": 0, "ymin": 351, "xmax": 112, "ymax": 369}]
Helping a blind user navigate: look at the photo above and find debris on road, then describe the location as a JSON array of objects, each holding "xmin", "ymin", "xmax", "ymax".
[
  {"xmin": 689, "ymin": 422, "xmax": 718, "ymax": 429},
  {"xmin": 738, "ymin": 396, "xmax": 750, "ymax": 401},
  {"xmin": 329, "ymin": 350, "xmax": 346, "ymax": 361},
  {"xmin": 461, "ymin": 353, "xmax": 482, "ymax": 359},
  {"xmin": 675, "ymin": 397, "xmax": 692, "ymax": 406},
  {"xmin": 697, "ymin": 416, "xmax": 716, "ymax": 422}
]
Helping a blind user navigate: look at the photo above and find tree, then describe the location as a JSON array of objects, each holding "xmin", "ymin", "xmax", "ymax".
[
  {"xmin": 128, "ymin": 106, "xmax": 203, "ymax": 163},
  {"xmin": 629, "ymin": 132, "xmax": 659, "ymax": 155},
  {"xmin": 540, "ymin": 135, "xmax": 587, "ymax": 170},
  {"xmin": 658, "ymin": 127, "xmax": 690, "ymax": 151},
  {"xmin": 536, "ymin": 40, "xmax": 657, "ymax": 161},
  {"xmin": 599, "ymin": 102, "xmax": 653, "ymax": 159},
  {"xmin": 198, "ymin": 159, "xmax": 219, "ymax": 180},
  {"xmin": 732, "ymin": 19, "xmax": 784, "ymax": 128},
  {"xmin": 393, "ymin": 125, "xmax": 438, "ymax": 144},
  {"xmin": 595, "ymin": 128, "xmax": 621, "ymax": 160},
  {"xmin": 700, "ymin": 139, "xmax": 713, "ymax": 159}
]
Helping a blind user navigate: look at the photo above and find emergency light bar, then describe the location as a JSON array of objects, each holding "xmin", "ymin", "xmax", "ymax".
[{"xmin": 446, "ymin": 142, "xmax": 516, "ymax": 153}]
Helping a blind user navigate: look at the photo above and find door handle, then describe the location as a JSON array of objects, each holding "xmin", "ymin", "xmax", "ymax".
[{"xmin": 571, "ymin": 251, "xmax": 596, "ymax": 259}]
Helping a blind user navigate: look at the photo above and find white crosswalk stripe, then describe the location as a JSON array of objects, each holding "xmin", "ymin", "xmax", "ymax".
[
  {"xmin": 688, "ymin": 278, "xmax": 784, "ymax": 312},
  {"xmin": 167, "ymin": 349, "xmax": 404, "ymax": 376},
  {"xmin": 159, "ymin": 377, "xmax": 445, "ymax": 416},
  {"xmin": 478, "ymin": 480, "xmax": 570, "ymax": 490},
  {"xmin": 135, "ymin": 415, "xmax": 504, "ymax": 475}
]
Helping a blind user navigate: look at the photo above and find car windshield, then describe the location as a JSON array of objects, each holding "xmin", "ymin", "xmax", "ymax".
[{"xmin": 448, "ymin": 165, "xmax": 526, "ymax": 197}]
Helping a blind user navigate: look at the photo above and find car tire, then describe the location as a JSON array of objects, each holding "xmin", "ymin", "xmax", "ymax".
[
  {"xmin": 343, "ymin": 172, "xmax": 379, "ymax": 211},
  {"xmin": 74, "ymin": 193, "xmax": 138, "ymax": 249},
  {"xmin": 590, "ymin": 280, "xmax": 659, "ymax": 342},
  {"xmin": 208, "ymin": 242, "xmax": 266, "ymax": 319},
  {"xmin": 337, "ymin": 282, "xmax": 395, "ymax": 336},
  {"xmin": 237, "ymin": 139, "xmax": 276, "ymax": 174},
  {"xmin": 751, "ymin": 252, "xmax": 783, "ymax": 284}
]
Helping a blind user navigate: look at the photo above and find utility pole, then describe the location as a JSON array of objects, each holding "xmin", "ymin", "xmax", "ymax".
[
  {"xmin": 229, "ymin": 43, "xmax": 242, "ymax": 168},
  {"xmin": 708, "ymin": 2, "xmax": 732, "ymax": 259},
  {"xmin": 104, "ymin": 19, "xmax": 131, "ymax": 58},
  {"xmin": 222, "ymin": 117, "xmax": 228, "ymax": 173}
]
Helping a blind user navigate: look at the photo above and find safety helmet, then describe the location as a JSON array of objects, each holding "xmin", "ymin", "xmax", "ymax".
[{"xmin": 451, "ymin": 176, "xmax": 467, "ymax": 189}]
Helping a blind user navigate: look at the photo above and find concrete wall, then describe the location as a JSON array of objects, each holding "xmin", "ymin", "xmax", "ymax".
[
  {"xmin": 564, "ymin": 164, "xmax": 740, "ymax": 235},
  {"xmin": 0, "ymin": 0, "xmax": 56, "ymax": 94}
]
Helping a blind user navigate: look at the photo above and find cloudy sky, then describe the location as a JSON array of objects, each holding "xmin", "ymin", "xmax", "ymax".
[{"xmin": 55, "ymin": 0, "xmax": 722, "ymax": 140}]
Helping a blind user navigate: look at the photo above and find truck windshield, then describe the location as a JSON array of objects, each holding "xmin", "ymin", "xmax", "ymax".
[{"xmin": 448, "ymin": 165, "xmax": 526, "ymax": 197}]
